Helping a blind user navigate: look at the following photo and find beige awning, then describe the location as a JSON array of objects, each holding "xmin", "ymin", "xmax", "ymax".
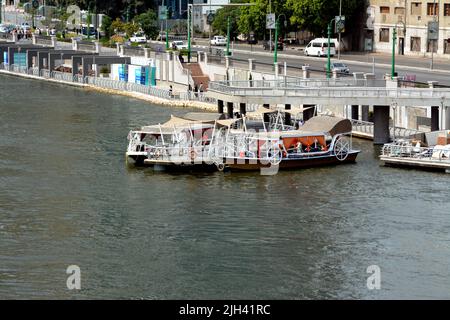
[
  {"xmin": 216, "ymin": 118, "xmax": 241, "ymax": 127},
  {"xmin": 140, "ymin": 125, "xmax": 177, "ymax": 135},
  {"xmin": 296, "ymin": 116, "xmax": 352, "ymax": 136},
  {"xmin": 163, "ymin": 115, "xmax": 197, "ymax": 127},
  {"xmin": 246, "ymin": 106, "xmax": 278, "ymax": 118},
  {"xmin": 283, "ymin": 106, "xmax": 314, "ymax": 116}
]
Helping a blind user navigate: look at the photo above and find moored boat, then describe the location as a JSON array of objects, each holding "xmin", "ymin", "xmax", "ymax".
[{"xmin": 220, "ymin": 116, "xmax": 360, "ymax": 172}]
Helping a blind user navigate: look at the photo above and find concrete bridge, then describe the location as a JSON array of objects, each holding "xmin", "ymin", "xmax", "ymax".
[{"xmin": 207, "ymin": 77, "xmax": 450, "ymax": 144}]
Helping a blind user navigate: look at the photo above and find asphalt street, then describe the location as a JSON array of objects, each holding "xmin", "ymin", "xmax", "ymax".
[{"xmin": 190, "ymin": 39, "xmax": 450, "ymax": 86}]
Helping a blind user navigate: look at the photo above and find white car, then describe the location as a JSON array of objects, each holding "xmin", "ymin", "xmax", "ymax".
[
  {"xmin": 304, "ymin": 38, "xmax": 336, "ymax": 57},
  {"xmin": 20, "ymin": 23, "xmax": 31, "ymax": 31},
  {"xmin": 171, "ymin": 40, "xmax": 188, "ymax": 50},
  {"xmin": 210, "ymin": 36, "xmax": 227, "ymax": 46},
  {"xmin": 130, "ymin": 33, "xmax": 147, "ymax": 44},
  {"xmin": 0, "ymin": 25, "xmax": 9, "ymax": 33}
]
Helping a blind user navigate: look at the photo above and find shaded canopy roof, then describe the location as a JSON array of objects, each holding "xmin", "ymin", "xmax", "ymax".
[
  {"xmin": 182, "ymin": 112, "xmax": 225, "ymax": 122},
  {"xmin": 295, "ymin": 116, "xmax": 352, "ymax": 136},
  {"xmin": 246, "ymin": 106, "xmax": 278, "ymax": 118},
  {"xmin": 216, "ymin": 118, "xmax": 242, "ymax": 127},
  {"xmin": 139, "ymin": 115, "xmax": 213, "ymax": 134},
  {"xmin": 283, "ymin": 106, "xmax": 314, "ymax": 116}
]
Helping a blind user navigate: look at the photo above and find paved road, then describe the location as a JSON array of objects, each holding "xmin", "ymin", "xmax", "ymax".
[
  {"xmin": 187, "ymin": 38, "xmax": 450, "ymax": 85},
  {"xmin": 192, "ymin": 38, "xmax": 450, "ymax": 73}
]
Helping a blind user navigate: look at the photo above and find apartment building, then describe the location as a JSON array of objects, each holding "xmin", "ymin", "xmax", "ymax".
[{"xmin": 369, "ymin": 0, "xmax": 450, "ymax": 57}]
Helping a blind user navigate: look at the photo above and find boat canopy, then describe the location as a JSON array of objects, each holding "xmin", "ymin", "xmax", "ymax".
[
  {"xmin": 295, "ymin": 116, "xmax": 352, "ymax": 136},
  {"xmin": 283, "ymin": 106, "xmax": 314, "ymax": 116},
  {"xmin": 246, "ymin": 106, "xmax": 278, "ymax": 118},
  {"xmin": 139, "ymin": 116, "xmax": 213, "ymax": 134},
  {"xmin": 216, "ymin": 118, "xmax": 242, "ymax": 127}
]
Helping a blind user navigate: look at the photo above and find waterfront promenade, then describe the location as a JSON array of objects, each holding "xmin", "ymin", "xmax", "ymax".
[{"xmin": 2, "ymin": 35, "xmax": 449, "ymax": 144}]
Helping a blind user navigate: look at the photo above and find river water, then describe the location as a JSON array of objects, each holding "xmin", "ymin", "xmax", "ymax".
[{"xmin": 0, "ymin": 74, "xmax": 449, "ymax": 299}]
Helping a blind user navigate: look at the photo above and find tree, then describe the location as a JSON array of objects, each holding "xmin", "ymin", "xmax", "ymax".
[
  {"xmin": 124, "ymin": 22, "xmax": 140, "ymax": 38},
  {"xmin": 101, "ymin": 15, "xmax": 112, "ymax": 38},
  {"xmin": 211, "ymin": 2, "xmax": 243, "ymax": 38},
  {"xmin": 285, "ymin": 0, "xmax": 363, "ymax": 36},
  {"xmin": 237, "ymin": 0, "xmax": 291, "ymax": 40},
  {"xmin": 134, "ymin": 9, "xmax": 158, "ymax": 40},
  {"xmin": 110, "ymin": 18, "xmax": 125, "ymax": 35}
]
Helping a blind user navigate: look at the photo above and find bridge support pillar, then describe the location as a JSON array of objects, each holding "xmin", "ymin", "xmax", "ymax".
[
  {"xmin": 445, "ymin": 107, "xmax": 450, "ymax": 130},
  {"xmin": 373, "ymin": 106, "xmax": 391, "ymax": 145},
  {"xmin": 303, "ymin": 105, "xmax": 315, "ymax": 122},
  {"xmin": 263, "ymin": 104, "xmax": 270, "ymax": 123},
  {"xmin": 431, "ymin": 106, "xmax": 440, "ymax": 132},
  {"xmin": 285, "ymin": 104, "xmax": 291, "ymax": 126},
  {"xmin": 218, "ymin": 100, "xmax": 224, "ymax": 114},
  {"xmin": 227, "ymin": 102, "xmax": 234, "ymax": 118},
  {"xmin": 239, "ymin": 103, "xmax": 246, "ymax": 116},
  {"xmin": 351, "ymin": 105, "xmax": 359, "ymax": 120},
  {"xmin": 362, "ymin": 106, "xmax": 370, "ymax": 122}
]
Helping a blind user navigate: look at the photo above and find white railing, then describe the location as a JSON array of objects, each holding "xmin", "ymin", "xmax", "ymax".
[
  {"xmin": 52, "ymin": 71, "xmax": 75, "ymax": 82},
  {"xmin": 209, "ymin": 83, "xmax": 450, "ymax": 101},
  {"xmin": 382, "ymin": 143, "xmax": 450, "ymax": 162},
  {"xmin": 212, "ymin": 78, "xmax": 387, "ymax": 89},
  {"xmin": 1, "ymin": 65, "xmax": 214, "ymax": 104}
]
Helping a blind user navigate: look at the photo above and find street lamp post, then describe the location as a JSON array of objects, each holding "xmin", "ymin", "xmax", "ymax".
[
  {"xmin": 338, "ymin": 0, "xmax": 342, "ymax": 60},
  {"xmin": 274, "ymin": 14, "xmax": 286, "ymax": 64},
  {"xmin": 187, "ymin": 3, "xmax": 191, "ymax": 62},
  {"xmin": 327, "ymin": 18, "xmax": 336, "ymax": 79},
  {"xmin": 274, "ymin": 18, "xmax": 279, "ymax": 64},
  {"xmin": 226, "ymin": 16, "xmax": 231, "ymax": 56},
  {"xmin": 391, "ymin": 26, "xmax": 397, "ymax": 79},
  {"xmin": 165, "ymin": 6, "xmax": 170, "ymax": 50},
  {"xmin": 391, "ymin": 22, "xmax": 405, "ymax": 79}
]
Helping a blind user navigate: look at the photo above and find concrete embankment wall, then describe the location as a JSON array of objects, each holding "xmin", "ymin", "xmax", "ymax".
[{"xmin": 0, "ymin": 69, "xmax": 216, "ymax": 112}]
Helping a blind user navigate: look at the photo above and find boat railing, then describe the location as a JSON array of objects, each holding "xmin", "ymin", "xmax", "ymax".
[{"xmin": 381, "ymin": 143, "xmax": 450, "ymax": 162}]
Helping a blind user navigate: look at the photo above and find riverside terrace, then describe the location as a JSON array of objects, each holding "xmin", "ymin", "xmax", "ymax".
[{"xmin": 207, "ymin": 78, "xmax": 450, "ymax": 144}]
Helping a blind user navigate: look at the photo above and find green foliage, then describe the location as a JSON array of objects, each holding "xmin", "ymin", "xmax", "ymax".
[
  {"xmin": 110, "ymin": 18, "xmax": 125, "ymax": 35},
  {"xmin": 178, "ymin": 49, "xmax": 190, "ymax": 57},
  {"xmin": 54, "ymin": 1, "xmax": 157, "ymax": 21},
  {"xmin": 101, "ymin": 15, "xmax": 113, "ymax": 38},
  {"xmin": 124, "ymin": 22, "xmax": 140, "ymax": 38},
  {"xmin": 134, "ymin": 10, "xmax": 159, "ymax": 40},
  {"xmin": 235, "ymin": 0, "xmax": 362, "ymax": 39},
  {"xmin": 237, "ymin": 0, "xmax": 290, "ymax": 39},
  {"xmin": 211, "ymin": 1, "xmax": 243, "ymax": 38},
  {"xmin": 285, "ymin": 0, "xmax": 363, "ymax": 36}
]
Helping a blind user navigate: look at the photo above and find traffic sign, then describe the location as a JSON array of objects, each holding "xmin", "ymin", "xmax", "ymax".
[
  {"xmin": 266, "ymin": 13, "xmax": 275, "ymax": 30},
  {"xmin": 158, "ymin": 5, "xmax": 167, "ymax": 20},
  {"xmin": 428, "ymin": 21, "xmax": 439, "ymax": 40},
  {"xmin": 207, "ymin": 12, "xmax": 215, "ymax": 25},
  {"xmin": 32, "ymin": 0, "xmax": 39, "ymax": 9},
  {"xmin": 335, "ymin": 16, "xmax": 345, "ymax": 33}
]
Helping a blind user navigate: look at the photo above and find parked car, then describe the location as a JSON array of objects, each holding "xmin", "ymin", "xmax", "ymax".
[
  {"xmin": 171, "ymin": 40, "xmax": 188, "ymax": 50},
  {"xmin": 283, "ymin": 37, "xmax": 299, "ymax": 45},
  {"xmin": 210, "ymin": 35, "xmax": 227, "ymax": 46},
  {"xmin": 247, "ymin": 33, "xmax": 258, "ymax": 45},
  {"xmin": 263, "ymin": 40, "xmax": 283, "ymax": 51},
  {"xmin": 20, "ymin": 23, "xmax": 31, "ymax": 32},
  {"xmin": 304, "ymin": 38, "xmax": 336, "ymax": 57},
  {"xmin": 130, "ymin": 33, "xmax": 147, "ymax": 44},
  {"xmin": 323, "ymin": 62, "xmax": 350, "ymax": 74},
  {"xmin": 0, "ymin": 24, "xmax": 10, "ymax": 33}
]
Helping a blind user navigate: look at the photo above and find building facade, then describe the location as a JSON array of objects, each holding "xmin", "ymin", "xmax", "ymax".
[{"xmin": 369, "ymin": 0, "xmax": 450, "ymax": 57}]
